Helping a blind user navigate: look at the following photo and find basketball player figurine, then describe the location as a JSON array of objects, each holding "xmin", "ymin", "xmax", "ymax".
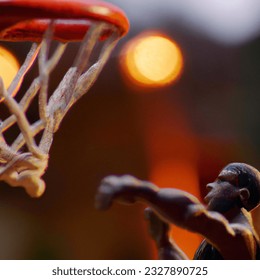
[{"xmin": 96, "ymin": 163, "xmax": 260, "ymax": 259}]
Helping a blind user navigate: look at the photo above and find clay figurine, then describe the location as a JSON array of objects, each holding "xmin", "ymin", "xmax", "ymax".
[{"xmin": 96, "ymin": 163, "xmax": 260, "ymax": 259}]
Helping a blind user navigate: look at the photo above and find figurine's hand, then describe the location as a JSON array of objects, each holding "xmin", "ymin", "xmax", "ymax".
[
  {"xmin": 95, "ymin": 175, "xmax": 145, "ymax": 210},
  {"xmin": 144, "ymin": 207, "xmax": 170, "ymax": 246}
]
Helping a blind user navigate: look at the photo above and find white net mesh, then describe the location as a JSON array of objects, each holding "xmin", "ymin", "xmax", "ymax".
[{"xmin": 0, "ymin": 20, "xmax": 119, "ymax": 197}]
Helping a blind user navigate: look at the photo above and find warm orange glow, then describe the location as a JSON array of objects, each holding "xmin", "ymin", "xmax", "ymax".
[
  {"xmin": 137, "ymin": 96, "xmax": 202, "ymax": 259},
  {"xmin": 121, "ymin": 32, "xmax": 183, "ymax": 87},
  {"xmin": 151, "ymin": 160, "xmax": 200, "ymax": 194},
  {"xmin": 0, "ymin": 46, "xmax": 19, "ymax": 92}
]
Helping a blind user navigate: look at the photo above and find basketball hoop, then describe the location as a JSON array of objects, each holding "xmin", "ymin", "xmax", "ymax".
[{"xmin": 0, "ymin": 0, "xmax": 129, "ymax": 197}]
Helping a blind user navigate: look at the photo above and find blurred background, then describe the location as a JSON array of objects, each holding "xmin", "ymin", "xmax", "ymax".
[{"xmin": 0, "ymin": 0, "xmax": 260, "ymax": 259}]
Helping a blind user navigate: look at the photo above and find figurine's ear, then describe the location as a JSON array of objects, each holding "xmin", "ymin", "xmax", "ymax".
[{"xmin": 239, "ymin": 188, "xmax": 250, "ymax": 204}]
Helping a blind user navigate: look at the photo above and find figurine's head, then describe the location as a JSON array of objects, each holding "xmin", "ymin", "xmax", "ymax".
[{"xmin": 205, "ymin": 163, "xmax": 260, "ymax": 212}]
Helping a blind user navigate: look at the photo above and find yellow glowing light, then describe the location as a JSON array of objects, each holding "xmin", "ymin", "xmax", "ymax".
[
  {"xmin": 0, "ymin": 46, "xmax": 19, "ymax": 91},
  {"xmin": 121, "ymin": 32, "xmax": 184, "ymax": 87}
]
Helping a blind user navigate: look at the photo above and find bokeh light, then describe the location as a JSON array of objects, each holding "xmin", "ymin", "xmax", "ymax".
[
  {"xmin": 121, "ymin": 32, "xmax": 184, "ymax": 87},
  {"xmin": 0, "ymin": 46, "xmax": 19, "ymax": 91}
]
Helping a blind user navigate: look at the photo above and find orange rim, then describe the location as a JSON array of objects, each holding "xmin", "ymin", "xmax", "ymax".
[{"xmin": 0, "ymin": 0, "xmax": 129, "ymax": 41}]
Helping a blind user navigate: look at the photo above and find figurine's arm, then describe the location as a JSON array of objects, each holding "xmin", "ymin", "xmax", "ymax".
[
  {"xmin": 144, "ymin": 208, "xmax": 188, "ymax": 260},
  {"xmin": 96, "ymin": 175, "xmax": 255, "ymax": 259}
]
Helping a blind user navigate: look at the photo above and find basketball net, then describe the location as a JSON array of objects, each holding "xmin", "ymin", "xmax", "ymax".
[{"xmin": 0, "ymin": 20, "xmax": 119, "ymax": 197}]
